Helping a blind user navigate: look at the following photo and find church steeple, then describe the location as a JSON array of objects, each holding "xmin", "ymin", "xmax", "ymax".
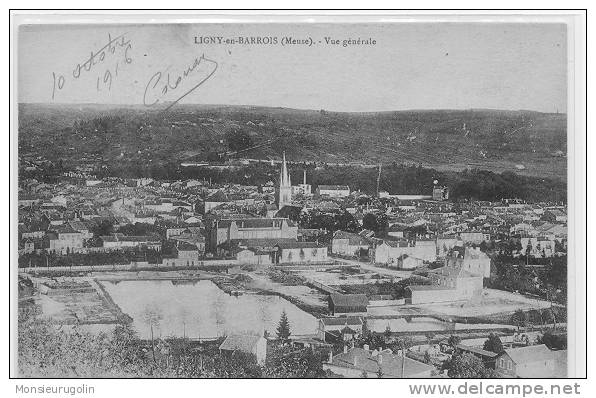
[
  {"xmin": 277, "ymin": 152, "xmax": 292, "ymax": 209},
  {"xmin": 280, "ymin": 152, "xmax": 291, "ymax": 187}
]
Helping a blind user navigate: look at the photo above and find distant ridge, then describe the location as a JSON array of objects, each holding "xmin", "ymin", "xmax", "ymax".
[{"xmin": 18, "ymin": 103, "xmax": 567, "ymax": 180}]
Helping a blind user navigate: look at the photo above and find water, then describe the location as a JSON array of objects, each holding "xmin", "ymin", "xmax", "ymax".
[{"xmin": 100, "ymin": 279, "xmax": 318, "ymax": 339}]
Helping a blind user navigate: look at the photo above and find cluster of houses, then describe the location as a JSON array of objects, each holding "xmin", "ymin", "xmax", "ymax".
[
  {"xmin": 217, "ymin": 330, "xmax": 566, "ymax": 378},
  {"xmin": 19, "ymin": 148, "xmax": 567, "ymax": 272}
]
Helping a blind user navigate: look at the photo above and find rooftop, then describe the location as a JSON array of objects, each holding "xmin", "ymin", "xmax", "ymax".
[
  {"xmin": 329, "ymin": 348, "xmax": 434, "ymax": 378},
  {"xmin": 329, "ymin": 293, "xmax": 369, "ymax": 308},
  {"xmin": 219, "ymin": 334, "xmax": 264, "ymax": 353}
]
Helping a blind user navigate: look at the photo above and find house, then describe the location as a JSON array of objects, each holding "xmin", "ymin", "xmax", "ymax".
[
  {"xmin": 456, "ymin": 344, "xmax": 498, "ymax": 368},
  {"xmin": 445, "ymin": 247, "xmax": 491, "ymax": 278},
  {"xmin": 386, "ymin": 224, "xmax": 406, "ymax": 238},
  {"xmin": 166, "ymin": 227, "xmax": 189, "ymax": 239},
  {"xmin": 68, "ymin": 221, "xmax": 93, "ymax": 240},
  {"xmin": 405, "ymin": 285, "xmax": 459, "ymax": 305},
  {"xmin": 316, "ymin": 185, "xmax": 350, "ymax": 198},
  {"xmin": 459, "ymin": 231, "xmax": 490, "ymax": 244},
  {"xmin": 436, "ymin": 235, "xmax": 460, "ymax": 257},
  {"xmin": 520, "ymin": 236, "xmax": 556, "ymax": 258},
  {"xmin": 394, "ymin": 254, "xmax": 424, "ymax": 270},
  {"xmin": 275, "ymin": 241, "xmax": 328, "ymax": 264},
  {"xmin": 100, "ymin": 233, "xmax": 162, "ymax": 251},
  {"xmin": 374, "ymin": 240, "xmax": 413, "ymax": 265},
  {"xmin": 175, "ymin": 242, "xmax": 200, "ymax": 261},
  {"xmin": 219, "ymin": 334, "xmax": 267, "ymax": 365},
  {"xmin": 47, "ymin": 224, "xmax": 84, "ymax": 254},
  {"xmin": 21, "ymin": 238, "xmax": 35, "ymax": 254},
  {"xmin": 203, "ymin": 191, "xmax": 230, "ymax": 213},
  {"xmin": 542, "ymin": 209, "xmax": 567, "ymax": 223},
  {"xmin": 495, "ymin": 345, "xmax": 561, "ymax": 378},
  {"xmin": 144, "ymin": 199, "xmax": 193, "ymax": 213},
  {"xmin": 316, "ymin": 317, "xmax": 364, "ymax": 342},
  {"xmin": 328, "ymin": 294, "xmax": 368, "ymax": 316},
  {"xmin": 414, "ymin": 238, "xmax": 437, "ymax": 262},
  {"xmin": 324, "ymin": 347, "xmax": 435, "ymax": 378},
  {"xmin": 183, "ymin": 215, "xmax": 202, "ymax": 225},
  {"xmin": 331, "ymin": 230, "xmax": 371, "ymax": 257},
  {"xmin": 432, "ymin": 185, "xmax": 449, "ymax": 201},
  {"xmin": 235, "ymin": 248, "xmax": 273, "ymax": 265},
  {"xmin": 20, "ymin": 224, "xmax": 46, "ymax": 239}
]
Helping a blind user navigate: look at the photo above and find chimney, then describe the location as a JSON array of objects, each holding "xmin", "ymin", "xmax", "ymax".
[
  {"xmin": 328, "ymin": 350, "xmax": 333, "ymax": 363},
  {"xmin": 343, "ymin": 344, "xmax": 348, "ymax": 354},
  {"xmin": 363, "ymin": 344, "xmax": 370, "ymax": 352}
]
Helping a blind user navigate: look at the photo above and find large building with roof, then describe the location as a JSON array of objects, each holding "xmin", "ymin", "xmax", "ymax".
[
  {"xmin": 405, "ymin": 247, "xmax": 490, "ymax": 304},
  {"xmin": 495, "ymin": 344, "xmax": 566, "ymax": 378},
  {"xmin": 328, "ymin": 293, "xmax": 369, "ymax": 317},
  {"xmin": 206, "ymin": 216, "xmax": 298, "ymax": 253},
  {"xmin": 331, "ymin": 230, "xmax": 372, "ymax": 257},
  {"xmin": 274, "ymin": 241, "xmax": 328, "ymax": 264},
  {"xmin": 316, "ymin": 316, "xmax": 364, "ymax": 342}
]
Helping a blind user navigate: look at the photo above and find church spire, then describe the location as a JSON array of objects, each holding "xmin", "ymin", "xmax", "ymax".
[
  {"xmin": 277, "ymin": 151, "xmax": 292, "ymax": 208},
  {"xmin": 280, "ymin": 151, "xmax": 291, "ymax": 187}
]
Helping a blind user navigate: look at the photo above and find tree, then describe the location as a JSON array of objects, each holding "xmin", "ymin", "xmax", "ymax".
[
  {"xmin": 448, "ymin": 335, "xmax": 461, "ymax": 350},
  {"xmin": 334, "ymin": 211, "xmax": 360, "ymax": 232},
  {"xmin": 264, "ymin": 344, "xmax": 326, "ymax": 378},
  {"xmin": 425, "ymin": 332, "xmax": 435, "ymax": 347},
  {"xmin": 359, "ymin": 318, "xmax": 372, "ymax": 346},
  {"xmin": 538, "ymin": 330, "xmax": 567, "ymax": 350},
  {"xmin": 544, "ymin": 284, "xmax": 561, "ymax": 329},
  {"xmin": 527, "ymin": 309, "xmax": 543, "ymax": 327},
  {"xmin": 511, "ymin": 309, "xmax": 527, "ymax": 331},
  {"xmin": 423, "ymin": 351, "xmax": 432, "ymax": 364},
  {"xmin": 225, "ymin": 128, "xmax": 252, "ymax": 152},
  {"xmin": 376, "ymin": 365, "xmax": 384, "ymax": 378},
  {"xmin": 483, "ymin": 333, "xmax": 504, "ymax": 354},
  {"xmin": 362, "ymin": 213, "xmax": 379, "ymax": 232},
  {"xmin": 142, "ymin": 305, "xmax": 163, "ymax": 363},
  {"xmin": 384, "ymin": 325, "xmax": 392, "ymax": 339},
  {"xmin": 213, "ymin": 350, "xmax": 262, "ymax": 378},
  {"xmin": 92, "ymin": 219, "xmax": 114, "ymax": 237},
  {"xmin": 362, "ymin": 213, "xmax": 389, "ymax": 235},
  {"xmin": 276, "ymin": 310, "xmax": 291, "ymax": 342},
  {"xmin": 446, "ymin": 353, "xmax": 494, "ymax": 378}
]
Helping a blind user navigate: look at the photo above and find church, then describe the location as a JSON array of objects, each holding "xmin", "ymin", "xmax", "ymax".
[{"xmin": 275, "ymin": 152, "xmax": 312, "ymax": 210}]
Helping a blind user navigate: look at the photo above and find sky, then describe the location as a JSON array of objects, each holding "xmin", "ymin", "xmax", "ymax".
[{"xmin": 17, "ymin": 23, "xmax": 567, "ymax": 112}]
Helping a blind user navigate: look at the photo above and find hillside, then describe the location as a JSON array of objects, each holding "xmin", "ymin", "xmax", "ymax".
[{"xmin": 18, "ymin": 103, "xmax": 567, "ymax": 181}]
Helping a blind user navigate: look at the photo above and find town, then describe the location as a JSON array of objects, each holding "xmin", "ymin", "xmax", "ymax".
[{"xmin": 17, "ymin": 149, "xmax": 568, "ymax": 378}]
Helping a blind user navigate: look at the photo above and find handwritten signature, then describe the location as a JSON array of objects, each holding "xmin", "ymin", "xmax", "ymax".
[
  {"xmin": 52, "ymin": 33, "xmax": 133, "ymax": 100},
  {"xmin": 143, "ymin": 54, "xmax": 218, "ymax": 111}
]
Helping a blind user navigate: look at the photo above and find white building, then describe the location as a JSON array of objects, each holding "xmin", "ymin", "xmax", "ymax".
[
  {"xmin": 316, "ymin": 185, "xmax": 350, "ymax": 198},
  {"xmin": 219, "ymin": 334, "xmax": 268, "ymax": 365}
]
